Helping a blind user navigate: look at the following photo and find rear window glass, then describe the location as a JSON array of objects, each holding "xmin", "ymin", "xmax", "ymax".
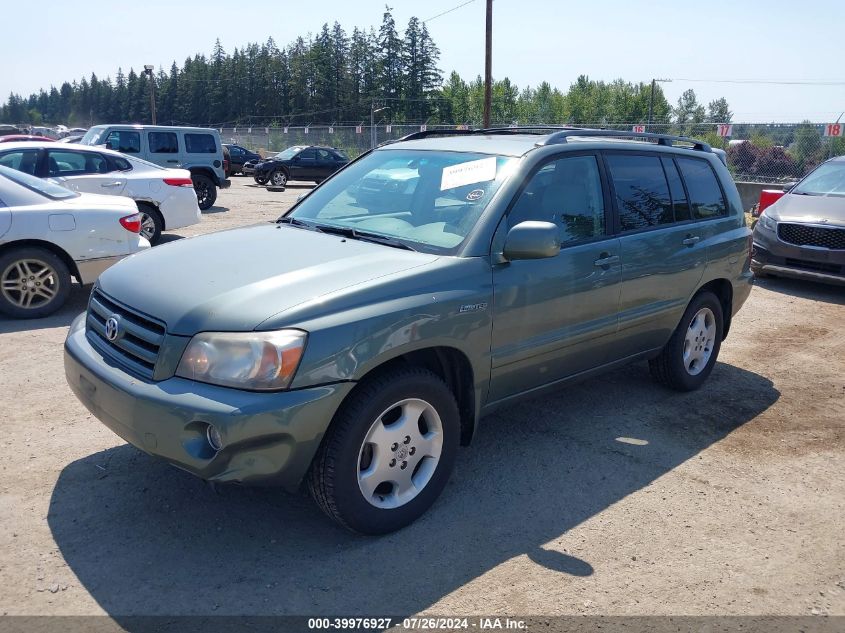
[
  {"xmin": 0, "ymin": 164, "xmax": 78, "ymax": 200},
  {"xmin": 662, "ymin": 157, "xmax": 692, "ymax": 222},
  {"xmin": 185, "ymin": 133, "xmax": 217, "ymax": 154},
  {"xmin": 676, "ymin": 158, "xmax": 727, "ymax": 219},
  {"xmin": 149, "ymin": 132, "xmax": 179, "ymax": 154},
  {"xmin": 0, "ymin": 149, "xmax": 39, "ymax": 175},
  {"xmin": 606, "ymin": 154, "xmax": 673, "ymax": 231}
]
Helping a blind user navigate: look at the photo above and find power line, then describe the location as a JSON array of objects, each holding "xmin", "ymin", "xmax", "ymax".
[
  {"xmin": 424, "ymin": 0, "xmax": 477, "ymax": 23},
  {"xmin": 673, "ymin": 78, "xmax": 845, "ymax": 86}
]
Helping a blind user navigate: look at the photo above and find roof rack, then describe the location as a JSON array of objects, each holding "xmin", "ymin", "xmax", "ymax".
[
  {"xmin": 388, "ymin": 126, "xmax": 712, "ymax": 153},
  {"xmin": 538, "ymin": 128, "xmax": 712, "ymax": 152}
]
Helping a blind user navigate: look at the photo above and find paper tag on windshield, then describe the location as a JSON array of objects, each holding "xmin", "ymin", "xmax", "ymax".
[{"xmin": 440, "ymin": 157, "xmax": 497, "ymax": 191}]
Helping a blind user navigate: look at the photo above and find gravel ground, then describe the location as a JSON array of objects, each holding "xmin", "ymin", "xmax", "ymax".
[{"xmin": 0, "ymin": 177, "xmax": 843, "ymax": 621}]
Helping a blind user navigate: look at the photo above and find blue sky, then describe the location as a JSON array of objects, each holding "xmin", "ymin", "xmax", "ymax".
[{"xmin": 5, "ymin": 0, "xmax": 843, "ymax": 123}]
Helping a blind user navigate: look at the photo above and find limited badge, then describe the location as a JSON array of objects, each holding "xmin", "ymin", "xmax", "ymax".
[{"xmin": 466, "ymin": 189, "xmax": 485, "ymax": 201}]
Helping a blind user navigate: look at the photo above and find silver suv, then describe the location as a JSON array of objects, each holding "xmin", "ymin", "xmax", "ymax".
[{"xmin": 80, "ymin": 125, "xmax": 230, "ymax": 210}]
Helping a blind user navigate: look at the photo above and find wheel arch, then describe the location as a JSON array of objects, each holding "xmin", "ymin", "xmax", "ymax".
[
  {"xmin": 332, "ymin": 346, "xmax": 477, "ymax": 448},
  {"xmin": 694, "ymin": 278, "xmax": 733, "ymax": 340},
  {"xmin": 134, "ymin": 200, "xmax": 164, "ymax": 230},
  {"xmin": 0, "ymin": 239, "xmax": 81, "ymax": 283}
]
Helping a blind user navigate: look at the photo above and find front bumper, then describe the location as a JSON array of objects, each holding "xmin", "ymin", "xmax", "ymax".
[
  {"xmin": 64, "ymin": 315, "xmax": 354, "ymax": 490},
  {"xmin": 752, "ymin": 225, "xmax": 845, "ymax": 285}
]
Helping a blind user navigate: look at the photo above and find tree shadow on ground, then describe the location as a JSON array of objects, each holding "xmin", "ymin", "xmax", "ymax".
[{"xmin": 48, "ymin": 361, "xmax": 778, "ymax": 622}]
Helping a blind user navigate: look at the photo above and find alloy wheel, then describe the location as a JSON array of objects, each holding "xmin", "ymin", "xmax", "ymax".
[
  {"xmin": 1, "ymin": 259, "xmax": 60, "ymax": 310},
  {"xmin": 357, "ymin": 398, "xmax": 444, "ymax": 509}
]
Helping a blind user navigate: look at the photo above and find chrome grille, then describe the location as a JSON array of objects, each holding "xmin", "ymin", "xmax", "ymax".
[
  {"xmin": 86, "ymin": 289, "xmax": 165, "ymax": 378},
  {"xmin": 778, "ymin": 223, "xmax": 845, "ymax": 250}
]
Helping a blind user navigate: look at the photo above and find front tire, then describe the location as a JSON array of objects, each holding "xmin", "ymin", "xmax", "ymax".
[
  {"xmin": 308, "ymin": 367, "xmax": 460, "ymax": 534},
  {"xmin": 270, "ymin": 169, "xmax": 288, "ymax": 187},
  {"xmin": 0, "ymin": 247, "xmax": 71, "ymax": 319},
  {"xmin": 192, "ymin": 174, "xmax": 217, "ymax": 210},
  {"xmin": 649, "ymin": 291, "xmax": 724, "ymax": 391},
  {"xmin": 255, "ymin": 174, "xmax": 269, "ymax": 186}
]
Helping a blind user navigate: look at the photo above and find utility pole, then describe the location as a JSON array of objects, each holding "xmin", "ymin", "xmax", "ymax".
[
  {"xmin": 144, "ymin": 65, "xmax": 157, "ymax": 125},
  {"xmin": 483, "ymin": 0, "xmax": 492, "ymax": 128}
]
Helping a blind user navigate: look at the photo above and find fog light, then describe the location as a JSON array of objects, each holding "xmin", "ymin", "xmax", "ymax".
[{"xmin": 206, "ymin": 424, "xmax": 223, "ymax": 452}]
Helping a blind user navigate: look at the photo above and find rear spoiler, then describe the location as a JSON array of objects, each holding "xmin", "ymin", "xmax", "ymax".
[{"xmin": 712, "ymin": 148, "xmax": 727, "ymax": 166}]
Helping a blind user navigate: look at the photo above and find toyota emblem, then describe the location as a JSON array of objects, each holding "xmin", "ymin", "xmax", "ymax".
[{"xmin": 105, "ymin": 316, "xmax": 120, "ymax": 342}]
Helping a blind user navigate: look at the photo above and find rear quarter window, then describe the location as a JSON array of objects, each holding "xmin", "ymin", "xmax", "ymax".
[
  {"xmin": 676, "ymin": 157, "xmax": 728, "ymax": 219},
  {"xmin": 185, "ymin": 134, "xmax": 217, "ymax": 154}
]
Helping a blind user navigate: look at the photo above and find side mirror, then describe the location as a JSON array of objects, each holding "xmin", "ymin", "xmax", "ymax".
[{"xmin": 503, "ymin": 221, "xmax": 560, "ymax": 261}]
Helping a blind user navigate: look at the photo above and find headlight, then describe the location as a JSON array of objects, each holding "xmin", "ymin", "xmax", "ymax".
[
  {"xmin": 176, "ymin": 330, "xmax": 307, "ymax": 391},
  {"xmin": 758, "ymin": 213, "xmax": 777, "ymax": 231}
]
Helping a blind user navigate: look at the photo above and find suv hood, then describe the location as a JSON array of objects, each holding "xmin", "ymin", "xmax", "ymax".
[
  {"xmin": 96, "ymin": 224, "xmax": 439, "ymax": 335},
  {"xmin": 769, "ymin": 192, "xmax": 845, "ymax": 226}
]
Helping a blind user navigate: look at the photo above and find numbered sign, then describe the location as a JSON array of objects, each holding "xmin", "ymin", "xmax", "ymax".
[
  {"xmin": 265, "ymin": 127, "xmax": 269, "ymax": 134},
  {"xmin": 355, "ymin": 125, "xmax": 362, "ymax": 134},
  {"xmin": 328, "ymin": 127, "xmax": 334, "ymax": 134},
  {"xmin": 385, "ymin": 124, "xmax": 392, "ymax": 133},
  {"xmin": 283, "ymin": 127, "xmax": 288, "ymax": 134},
  {"xmin": 456, "ymin": 124, "xmax": 469, "ymax": 131},
  {"xmin": 233, "ymin": 127, "xmax": 237, "ymax": 134},
  {"xmin": 304, "ymin": 127, "xmax": 309, "ymax": 135},
  {"xmin": 247, "ymin": 127, "xmax": 252, "ymax": 134},
  {"xmin": 632, "ymin": 125, "xmax": 646, "ymax": 133},
  {"xmin": 420, "ymin": 124, "xmax": 427, "ymax": 132},
  {"xmin": 824, "ymin": 123, "xmax": 843, "ymax": 137},
  {"xmin": 716, "ymin": 124, "xmax": 733, "ymax": 137}
]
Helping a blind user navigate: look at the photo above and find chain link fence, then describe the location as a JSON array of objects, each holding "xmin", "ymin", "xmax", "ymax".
[{"xmin": 217, "ymin": 121, "xmax": 844, "ymax": 185}]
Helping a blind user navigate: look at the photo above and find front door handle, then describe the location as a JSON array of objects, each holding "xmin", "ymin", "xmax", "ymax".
[
  {"xmin": 682, "ymin": 235, "xmax": 701, "ymax": 247},
  {"xmin": 594, "ymin": 253, "xmax": 620, "ymax": 267},
  {"xmin": 100, "ymin": 181, "xmax": 123, "ymax": 188}
]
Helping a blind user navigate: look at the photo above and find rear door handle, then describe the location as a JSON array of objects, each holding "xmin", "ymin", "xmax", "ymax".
[
  {"xmin": 166, "ymin": 159, "xmax": 180, "ymax": 163},
  {"xmin": 682, "ymin": 235, "xmax": 701, "ymax": 247},
  {"xmin": 100, "ymin": 181, "xmax": 123, "ymax": 188},
  {"xmin": 594, "ymin": 254, "xmax": 620, "ymax": 267}
]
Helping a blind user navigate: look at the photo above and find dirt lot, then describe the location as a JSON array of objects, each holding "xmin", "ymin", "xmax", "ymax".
[{"xmin": 0, "ymin": 178, "xmax": 843, "ymax": 621}]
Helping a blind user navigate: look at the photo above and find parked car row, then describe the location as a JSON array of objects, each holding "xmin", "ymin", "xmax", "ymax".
[
  {"xmin": 79, "ymin": 125, "xmax": 230, "ymax": 210},
  {"xmin": 0, "ymin": 165, "xmax": 148, "ymax": 318},
  {"xmin": 252, "ymin": 145, "xmax": 349, "ymax": 186},
  {"xmin": 0, "ymin": 141, "xmax": 201, "ymax": 244}
]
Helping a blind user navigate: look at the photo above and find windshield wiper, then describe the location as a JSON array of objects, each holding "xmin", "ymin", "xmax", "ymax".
[
  {"xmin": 313, "ymin": 224, "xmax": 417, "ymax": 251},
  {"xmin": 277, "ymin": 217, "xmax": 324, "ymax": 232}
]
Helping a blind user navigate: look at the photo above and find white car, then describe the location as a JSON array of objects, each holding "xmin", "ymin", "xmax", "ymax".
[
  {"xmin": 0, "ymin": 165, "xmax": 149, "ymax": 319},
  {"xmin": 0, "ymin": 142, "xmax": 201, "ymax": 244}
]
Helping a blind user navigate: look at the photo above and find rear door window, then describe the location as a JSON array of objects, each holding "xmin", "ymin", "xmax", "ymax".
[
  {"xmin": 676, "ymin": 158, "xmax": 727, "ymax": 219},
  {"xmin": 46, "ymin": 150, "xmax": 110, "ymax": 176},
  {"xmin": 148, "ymin": 131, "xmax": 179, "ymax": 154},
  {"xmin": 104, "ymin": 130, "xmax": 141, "ymax": 153},
  {"xmin": 0, "ymin": 149, "xmax": 40, "ymax": 175},
  {"xmin": 605, "ymin": 154, "xmax": 673, "ymax": 231},
  {"xmin": 185, "ymin": 133, "xmax": 217, "ymax": 153}
]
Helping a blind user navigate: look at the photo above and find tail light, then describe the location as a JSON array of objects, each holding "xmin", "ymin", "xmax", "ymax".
[
  {"xmin": 119, "ymin": 213, "xmax": 142, "ymax": 233},
  {"xmin": 163, "ymin": 177, "xmax": 194, "ymax": 187}
]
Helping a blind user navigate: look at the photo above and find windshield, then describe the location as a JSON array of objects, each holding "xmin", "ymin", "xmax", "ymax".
[
  {"xmin": 80, "ymin": 127, "xmax": 107, "ymax": 146},
  {"xmin": 287, "ymin": 149, "xmax": 516, "ymax": 253},
  {"xmin": 793, "ymin": 161, "xmax": 845, "ymax": 197},
  {"xmin": 276, "ymin": 146, "xmax": 306, "ymax": 160},
  {"xmin": 0, "ymin": 165, "xmax": 78, "ymax": 200}
]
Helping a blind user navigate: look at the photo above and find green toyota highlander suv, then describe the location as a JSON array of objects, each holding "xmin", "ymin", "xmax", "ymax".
[{"xmin": 64, "ymin": 128, "xmax": 753, "ymax": 534}]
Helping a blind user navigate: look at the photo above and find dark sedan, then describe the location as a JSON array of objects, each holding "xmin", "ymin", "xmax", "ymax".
[
  {"xmin": 223, "ymin": 143, "xmax": 262, "ymax": 175},
  {"xmin": 752, "ymin": 155, "xmax": 845, "ymax": 285},
  {"xmin": 254, "ymin": 145, "xmax": 349, "ymax": 187}
]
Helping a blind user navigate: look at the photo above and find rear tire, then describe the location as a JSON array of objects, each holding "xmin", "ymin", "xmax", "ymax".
[
  {"xmin": 0, "ymin": 247, "xmax": 71, "ymax": 319},
  {"xmin": 308, "ymin": 367, "xmax": 460, "ymax": 534},
  {"xmin": 255, "ymin": 175, "xmax": 269, "ymax": 186},
  {"xmin": 649, "ymin": 291, "xmax": 724, "ymax": 392},
  {"xmin": 192, "ymin": 174, "xmax": 217, "ymax": 211},
  {"xmin": 137, "ymin": 204, "xmax": 163, "ymax": 244}
]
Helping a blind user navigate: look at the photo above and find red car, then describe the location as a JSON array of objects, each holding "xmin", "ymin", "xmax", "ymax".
[{"xmin": 0, "ymin": 135, "xmax": 55, "ymax": 143}]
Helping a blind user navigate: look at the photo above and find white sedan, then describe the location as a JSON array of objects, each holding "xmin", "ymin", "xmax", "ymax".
[
  {"xmin": 0, "ymin": 165, "xmax": 149, "ymax": 319},
  {"xmin": 0, "ymin": 142, "xmax": 201, "ymax": 244}
]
